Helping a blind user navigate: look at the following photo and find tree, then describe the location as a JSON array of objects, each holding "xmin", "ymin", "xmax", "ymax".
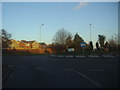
[
  {"xmin": 96, "ymin": 42, "xmax": 100, "ymax": 50},
  {"xmin": 74, "ymin": 33, "xmax": 84, "ymax": 43},
  {"xmin": 89, "ymin": 41, "xmax": 93, "ymax": 51},
  {"xmin": 108, "ymin": 34, "xmax": 118, "ymax": 51},
  {"xmin": 53, "ymin": 28, "xmax": 72, "ymax": 45},
  {"xmin": 73, "ymin": 33, "xmax": 84, "ymax": 52},
  {"xmin": 1, "ymin": 29, "xmax": 12, "ymax": 48},
  {"xmin": 108, "ymin": 34, "xmax": 118, "ymax": 45},
  {"xmin": 104, "ymin": 42, "xmax": 109, "ymax": 48},
  {"xmin": 50, "ymin": 43, "xmax": 66, "ymax": 54},
  {"xmin": 65, "ymin": 35, "xmax": 72, "ymax": 45},
  {"xmin": 65, "ymin": 35, "xmax": 73, "ymax": 48},
  {"xmin": 52, "ymin": 28, "xmax": 72, "ymax": 54},
  {"xmin": 98, "ymin": 35, "xmax": 106, "ymax": 49}
]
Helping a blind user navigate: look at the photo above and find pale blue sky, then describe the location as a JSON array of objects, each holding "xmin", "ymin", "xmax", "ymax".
[{"xmin": 2, "ymin": 2, "xmax": 118, "ymax": 44}]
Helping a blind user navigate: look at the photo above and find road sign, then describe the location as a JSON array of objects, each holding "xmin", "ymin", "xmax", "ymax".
[
  {"xmin": 80, "ymin": 42, "xmax": 86, "ymax": 53},
  {"xmin": 80, "ymin": 42, "xmax": 86, "ymax": 47}
]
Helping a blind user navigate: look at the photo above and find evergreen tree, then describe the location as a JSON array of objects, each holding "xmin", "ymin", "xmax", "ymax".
[
  {"xmin": 98, "ymin": 35, "xmax": 106, "ymax": 49},
  {"xmin": 1, "ymin": 29, "xmax": 12, "ymax": 48},
  {"xmin": 73, "ymin": 33, "xmax": 84, "ymax": 52},
  {"xmin": 89, "ymin": 41, "xmax": 93, "ymax": 51},
  {"xmin": 96, "ymin": 42, "xmax": 100, "ymax": 50}
]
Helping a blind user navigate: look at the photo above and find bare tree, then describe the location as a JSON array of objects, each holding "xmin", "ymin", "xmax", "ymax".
[
  {"xmin": 65, "ymin": 35, "xmax": 72, "ymax": 45},
  {"xmin": 108, "ymin": 34, "xmax": 118, "ymax": 45},
  {"xmin": 53, "ymin": 28, "xmax": 72, "ymax": 45},
  {"xmin": 108, "ymin": 34, "xmax": 118, "ymax": 51}
]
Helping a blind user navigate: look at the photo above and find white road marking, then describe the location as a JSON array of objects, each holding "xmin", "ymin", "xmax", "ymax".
[
  {"xmin": 88, "ymin": 55, "xmax": 100, "ymax": 57},
  {"xmin": 63, "ymin": 69, "xmax": 101, "ymax": 88},
  {"xmin": 17, "ymin": 66, "xmax": 45, "ymax": 70},
  {"xmin": 102, "ymin": 55, "xmax": 115, "ymax": 57},
  {"xmin": 50, "ymin": 55, "xmax": 57, "ymax": 57},
  {"xmin": 88, "ymin": 69, "xmax": 104, "ymax": 71},
  {"xmin": 58, "ymin": 55, "xmax": 64, "ymax": 58},
  {"xmin": 50, "ymin": 55, "xmax": 115, "ymax": 58},
  {"xmin": 65, "ymin": 56, "xmax": 73, "ymax": 58},
  {"xmin": 19, "ymin": 66, "xmax": 28, "ymax": 69},
  {"xmin": 33, "ymin": 67, "xmax": 45, "ymax": 70},
  {"xmin": 76, "ymin": 56, "xmax": 86, "ymax": 58},
  {"xmin": 8, "ymin": 65, "xmax": 14, "ymax": 67},
  {"xmin": 50, "ymin": 55, "xmax": 55, "ymax": 57}
]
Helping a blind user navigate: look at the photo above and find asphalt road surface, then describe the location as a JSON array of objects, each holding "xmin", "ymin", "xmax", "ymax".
[{"xmin": 2, "ymin": 55, "xmax": 119, "ymax": 88}]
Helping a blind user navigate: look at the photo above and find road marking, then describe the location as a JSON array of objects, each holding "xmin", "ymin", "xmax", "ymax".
[
  {"xmin": 88, "ymin": 55, "xmax": 100, "ymax": 57},
  {"xmin": 8, "ymin": 65, "xmax": 14, "ymax": 67},
  {"xmin": 50, "ymin": 55, "xmax": 57, "ymax": 57},
  {"xmin": 58, "ymin": 55, "xmax": 64, "ymax": 58},
  {"xmin": 76, "ymin": 55, "xmax": 85, "ymax": 57},
  {"xmin": 50, "ymin": 55, "xmax": 55, "ymax": 57},
  {"xmin": 63, "ymin": 69, "xmax": 101, "ymax": 88},
  {"xmin": 65, "ymin": 56, "xmax": 73, "ymax": 58},
  {"xmin": 19, "ymin": 66, "xmax": 28, "ymax": 69},
  {"xmin": 50, "ymin": 55, "xmax": 115, "ymax": 58},
  {"xmin": 33, "ymin": 67, "xmax": 45, "ymax": 70},
  {"xmin": 18, "ymin": 66, "xmax": 45, "ymax": 70},
  {"xmin": 102, "ymin": 55, "xmax": 115, "ymax": 57},
  {"xmin": 88, "ymin": 69, "xmax": 104, "ymax": 72}
]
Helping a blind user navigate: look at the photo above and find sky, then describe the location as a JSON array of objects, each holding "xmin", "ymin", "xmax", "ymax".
[
  {"xmin": 2, "ymin": 2, "xmax": 118, "ymax": 45},
  {"xmin": 1, "ymin": 0, "xmax": 120, "ymax": 2}
]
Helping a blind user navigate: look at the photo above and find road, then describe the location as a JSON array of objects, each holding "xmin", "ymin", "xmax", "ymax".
[{"xmin": 2, "ymin": 55, "xmax": 119, "ymax": 88}]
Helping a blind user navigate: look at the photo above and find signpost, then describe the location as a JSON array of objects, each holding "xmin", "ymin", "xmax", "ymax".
[{"xmin": 80, "ymin": 42, "xmax": 86, "ymax": 53}]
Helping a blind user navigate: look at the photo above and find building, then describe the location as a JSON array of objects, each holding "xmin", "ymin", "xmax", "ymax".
[
  {"xmin": 9, "ymin": 39, "xmax": 19, "ymax": 49},
  {"xmin": 19, "ymin": 40, "xmax": 35, "ymax": 48},
  {"xmin": 32, "ymin": 41, "xmax": 40, "ymax": 49}
]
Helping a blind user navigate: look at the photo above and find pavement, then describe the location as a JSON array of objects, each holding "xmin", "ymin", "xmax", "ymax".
[{"xmin": 2, "ymin": 55, "xmax": 119, "ymax": 88}]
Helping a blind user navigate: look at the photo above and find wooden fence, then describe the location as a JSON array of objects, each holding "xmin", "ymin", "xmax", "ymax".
[{"xmin": 4, "ymin": 48, "xmax": 53, "ymax": 54}]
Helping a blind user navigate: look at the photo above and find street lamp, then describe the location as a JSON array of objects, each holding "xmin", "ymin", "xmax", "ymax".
[
  {"xmin": 89, "ymin": 24, "xmax": 92, "ymax": 41},
  {"xmin": 40, "ymin": 24, "xmax": 44, "ymax": 43}
]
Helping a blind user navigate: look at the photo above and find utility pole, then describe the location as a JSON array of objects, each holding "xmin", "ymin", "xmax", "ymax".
[{"xmin": 40, "ymin": 24, "xmax": 44, "ymax": 43}]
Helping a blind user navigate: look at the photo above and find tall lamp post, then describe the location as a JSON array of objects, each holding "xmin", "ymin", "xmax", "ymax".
[
  {"xmin": 89, "ymin": 24, "xmax": 92, "ymax": 41},
  {"xmin": 40, "ymin": 24, "xmax": 44, "ymax": 43},
  {"xmin": 89, "ymin": 24, "xmax": 94, "ymax": 51}
]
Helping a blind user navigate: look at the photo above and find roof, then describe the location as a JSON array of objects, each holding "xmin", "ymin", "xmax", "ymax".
[
  {"xmin": 20, "ymin": 40, "xmax": 35, "ymax": 44},
  {"xmin": 39, "ymin": 42, "xmax": 47, "ymax": 46},
  {"xmin": 10, "ymin": 39, "xmax": 19, "ymax": 43}
]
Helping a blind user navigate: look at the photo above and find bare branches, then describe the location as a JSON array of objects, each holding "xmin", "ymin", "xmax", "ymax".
[{"xmin": 53, "ymin": 28, "xmax": 72, "ymax": 45}]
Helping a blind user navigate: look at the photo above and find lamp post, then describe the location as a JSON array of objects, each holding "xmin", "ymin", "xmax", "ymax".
[
  {"xmin": 89, "ymin": 24, "xmax": 92, "ymax": 41},
  {"xmin": 40, "ymin": 24, "xmax": 44, "ymax": 43}
]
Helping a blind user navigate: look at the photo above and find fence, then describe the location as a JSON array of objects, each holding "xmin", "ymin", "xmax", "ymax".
[{"xmin": 3, "ymin": 48, "xmax": 53, "ymax": 55}]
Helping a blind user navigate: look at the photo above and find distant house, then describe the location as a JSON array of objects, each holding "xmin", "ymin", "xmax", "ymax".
[
  {"xmin": 7, "ymin": 39, "xmax": 54, "ymax": 54},
  {"xmin": 39, "ymin": 42, "xmax": 47, "ymax": 49},
  {"xmin": 19, "ymin": 40, "xmax": 35, "ymax": 48},
  {"xmin": 9, "ymin": 39, "xmax": 19, "ymax": 49},
  {"xmin": 32, "ymin": 41, "xmax": 40, "ymax": 49}
]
